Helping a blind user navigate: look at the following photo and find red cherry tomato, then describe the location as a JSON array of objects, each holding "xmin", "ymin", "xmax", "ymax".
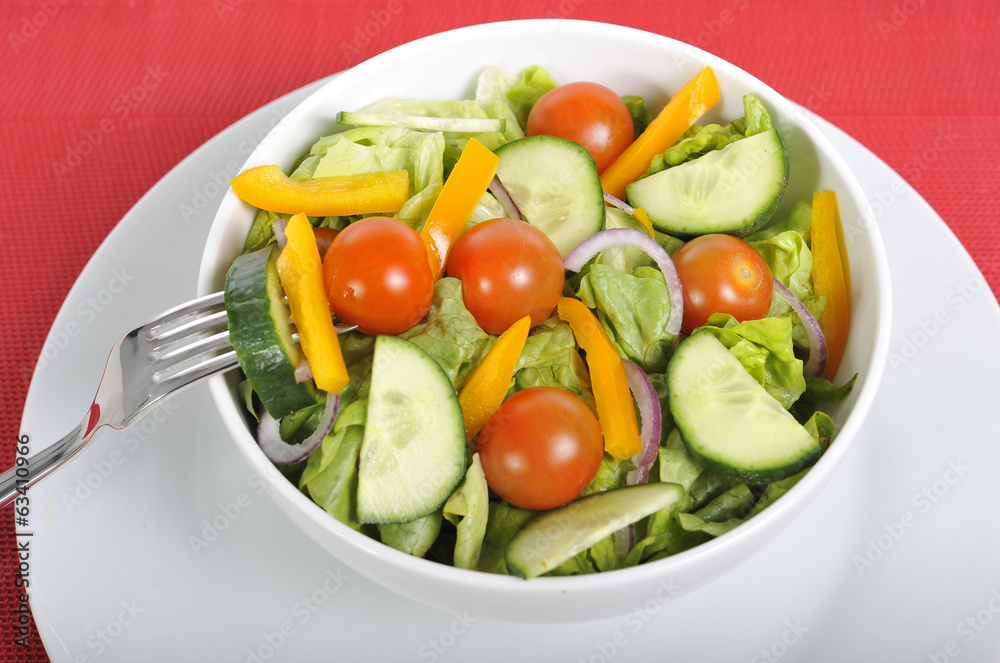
[
  {"xmin": 671, "ymin": 234, "xmax": 774, "ymax": 336},
  {"xmin": 446, "ymin": 218, "xmax": 564, "ymax": 335},
  {"xmin": 477, "ymin": 387, "xmax": 604, "ymax": 511},
  {"xmin": 526, "ymin": 82, "xmax": 634, "ymax": 174},
  {"xmin": 322, "ymin": 216, "xmax": 434, "ymax": 336}
]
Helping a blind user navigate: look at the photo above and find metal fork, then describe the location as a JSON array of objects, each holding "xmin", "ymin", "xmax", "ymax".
[{"xmin": 1, "ymin": 291, "xmax": 237, "ymax": 508}]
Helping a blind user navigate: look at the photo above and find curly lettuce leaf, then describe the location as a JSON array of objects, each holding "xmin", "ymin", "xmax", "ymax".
[
  {"xmin": 477, "ymin": 502, "xmax": 536, "ymax": 575},
  {"xmin": 749, "ymin": 229, "xmax": 825, "ymax": 350},
  {"xmin": 299, "ymin": 401, "xmax": 368, "ymax": 532},
  {"xmin": 747, "ymin": 200, "xmax": 812, "ymax": 245},
  {"xmin": 290, "ymin": 126, "xmax": 445, "ymax": 230},
  {"xmin": 509, "ymin": 317, "xmax": 595, "ymax": 410},
  {"xmin": 399, "ymin": 277, "xmax": 493, "ymax": 390},
  {"xmin": 643, "ymin": 95, "xmax": 772, "ymax": 177},
  {"xmin": 577, "ymin": 263, "xmax": 675, "ymax": 374},
  {"xmin": 475, "ymin": 65, "xmax": 557, "ymax": 134},
  {"xmin": 443, "ymin": 454, "xmax": 489, "ymax": 570},
  {"xmin": 582, "ymin": 455, "xmax": 635, "ymax": 496},
  {"xmin": 622, "ymin": 95, "xmax": 653, "ymax": 139},
  {"xmin": 378, "ymin": 513, "xmax": 443, "ymax": 558}
]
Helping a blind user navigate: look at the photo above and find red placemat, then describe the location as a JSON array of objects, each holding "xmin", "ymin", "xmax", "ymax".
[{"xmin": 1, "ymin": 1, "xmax": 997, "ymax": 658}]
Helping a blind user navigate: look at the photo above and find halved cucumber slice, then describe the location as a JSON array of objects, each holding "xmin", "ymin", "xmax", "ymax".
[
  {"xmin": 625, "ymin": 128, "xmax": 788, "ymax": 237},
  {"xmin": 224, "ymin": 245, "xmax": 319, "ymax": 419},
  {"xmin": 338, "ymin": 111, "xmax": 505, "ymax": 134},
  {"xmin": 494, "ymin": 135, "xmax": 605, "ymax": 258},
  {"xmin": 357, "ymin": 336, "xmax": 467, "ymax": 524},
  {"xmin": 505, "ymin": 483, "xmax": 686, "ymax": 579},
  {"xmin": 668, "ymin": 332, "xmax": 820, "ymax": 484}
]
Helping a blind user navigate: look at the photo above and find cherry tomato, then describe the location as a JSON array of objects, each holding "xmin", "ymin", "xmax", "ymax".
[
  {"xmin": 446, "ymin": 218, "xmax": 564, "ymax": 335},
  {"xmin": 313, "ymin": 227, "xmax": 339, "ymax": 261},
  {"xmin": 526, "ymin": 82, "xmax": 634, "ymax": 174},
  {"xmin": 323, "ymin": 216, "xmax": 434, "ymax": 336},
  {"xmin": 671, "ymin": 234, "xmax": 774, "ymax": 336},
  {"xmin": 478, "ymin": 387, "xmax": 604, "ymax": 511}
]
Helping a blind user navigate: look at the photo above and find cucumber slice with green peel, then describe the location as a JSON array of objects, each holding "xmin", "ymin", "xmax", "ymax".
[
  {"xmin": 357, "ymin": 335, "xmax": 467, "ymax": 524},
  {"xmin": 338, "ymin": 111, "xmax": 505, "ymax": 134},
  {"xmin": 494, "ymin": 135, "xmax": 605, "ymax": 259},
  {"xmin": 505, "ymin": 483, "xmax": 686, "ymax": 579},
  {"xmin": 668, "ymin": 332, "xmax": 821, "ymax": 484},
  {"xmin": 224, "ymin": 245, "xmax": 319, "ymax": 419},
  {"xmin": 625, "ymin": 129, "xmax": 788, "ymax": 237}
]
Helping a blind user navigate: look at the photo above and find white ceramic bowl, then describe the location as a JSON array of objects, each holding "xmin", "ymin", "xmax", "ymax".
[{"xmin": 197, "ymin": 19, "xmax": 891, "ymax": 623}]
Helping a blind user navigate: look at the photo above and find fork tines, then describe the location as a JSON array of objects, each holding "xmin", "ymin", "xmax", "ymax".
[{"xmin": 144, "ymin": 291, "xmax": 237, "ymax": 387}]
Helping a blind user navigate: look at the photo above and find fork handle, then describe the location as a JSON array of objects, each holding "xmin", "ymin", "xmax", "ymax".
[{"xmin": 0, "ymin": 413, "xmax": 95, "ymax": 509}]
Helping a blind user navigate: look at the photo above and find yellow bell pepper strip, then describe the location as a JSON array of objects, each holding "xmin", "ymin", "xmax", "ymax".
[
  {"xmin": 557, "ymin": 297, "xmax": 641, "ymax": 460},
  {"xmin": 231, "ymin": 165, "xmax": 409, "ymax": 217},
  {"xmin": 276, "ymin": 213, "xmax": 349, "ymax": 394},
  {"xmin": 458, "ymin": 315, "xmax": 531, "ymax": 443},
  {"xmin": 600, "ymin": 67, "xmax": 720, "ymax": 200},
  {"xmin": 419, "ymin": 138, "xmax": 499, "ymax": 279},
  {"xmin": 811, "ymin": 191, "xmax": 851, "ymax": 381},
  {"xmin": 632, "ymin": 207, "xmax": 655, "ymax": 238}
]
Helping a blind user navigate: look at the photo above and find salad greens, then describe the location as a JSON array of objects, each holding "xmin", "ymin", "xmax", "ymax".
[{"xmin": 229, "ymin": 64, "xmax": 857, "ymax": 577}]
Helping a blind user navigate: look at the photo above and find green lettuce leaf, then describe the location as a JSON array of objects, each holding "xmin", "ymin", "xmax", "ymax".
[
  {"xmin": 645, "ymin": 123, "xmax": 744, "ymax": 176},
  {"xmin": 399, "ymin": 277, "xmax": 492, "ymax": 390},
  {"xmin": 656, "ymin": 429, "xmax": 702, "ymax": 496},
  {"xmin": 802, "ymin": 373, "xmax": 857, "ymax": 404},
  {"xmin": 475, "ymin": 65, "xmax": 557, "ymax": 134},
  {"xmin": 242, "ymin": 209, "xmax": 285, "ymax": 254},
  {"xmin": 577, "ymin": 263, "xmax": 675, "ymax": 374},
  {"xmin": 748, "ymin": 411, "xmax": 834, "ymax": 515},
  {"xmin": 378, "ymin": 513, "xmax": 443, "ymax": 558},
  {"xmin": 629, "ymin": 483, "xmax": 753, "ymax": 564},
  {"xmin": 290, "ymin": 126, "xmax": 445, "ymax": 230},
  {"xmin": 299, "ymin": 399, "xmax": 367, "ymax": 487},
  {"xmin": 582, "ymin": 455, "xmax": 634, "ymax": 496},
  {"xmin": 746, "ymin": 200, "xmax": 812, "ymax": 244},
  {"xmin": 547, "ymin": 534, "xmax": 620, "ymax": 576},
  {"xmin": 803, "ymin": 410, "xmax": 836, "ymax": 451},
  {"xmin": 696, "ymin": 315, "xmax": 807, "ymax": 409},
  {"xmin": 675, "ymin": 512, "xmax": 744, "ymax": 538},
  {"xmin": 443, "ymin": 453, "xmax": 489, "ymax": 570},
  {"xmin": 748, "ymin": 470, "xmax": 808, "ymax": 517},
  {"xmin": 622, "ymin": 95, "xmax": 653, "ymax": 139},
  {"xmin": 477, "ymin": 502, "xmax": 536, "ymax": 575},
  {"xmin": 749, "ymin": 230, "xmax": 825, "ymax": 350},
  {"xmin": 509, "ymin": 317, "xmax": 595, "ymax": 410},
  {"xmin": 741, "ymin": 94, "xmax": 773, "ymax": 137},
  {"xmin": 237, "ymin": 379, "xmax": 259, "ymax": 422},
  {"xmin": 643, "ymin": 95, "xmax": 773, "ymax": 177},
  {"xmin": 299, "ymin": 404, "xmax": 367, "ymax": 532}
]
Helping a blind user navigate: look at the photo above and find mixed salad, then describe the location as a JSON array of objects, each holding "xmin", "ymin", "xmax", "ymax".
[{"xmin": 223, "ymin": 64, "xmax": 856, "ymax": 579}]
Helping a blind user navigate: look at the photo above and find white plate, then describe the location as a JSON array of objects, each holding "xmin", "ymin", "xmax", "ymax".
[{"xmin": 21, "ymin": 81, "xmax": 1000, "ymax": 662}]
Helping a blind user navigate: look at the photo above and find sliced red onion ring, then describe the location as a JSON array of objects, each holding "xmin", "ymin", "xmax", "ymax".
[
  {"xmin": 564, "ymin": 228, "xmax": 684, "ymax": 336},
  {"xmin": 612, "ymin": 360, "xmax": 663, "ymax": 557},
  {"xmin": 257, "ymin": 392, "xmax": 339, "ymax": 465},
  {"xmin": 623, "ymin": 360, "xmax": 662, "ymax": 486},
  {"xmin": 488, "ymin": 175, "xmax": 522, "ymax": 221},
  {"xmin": 603, "ymin": 191, "xmax": 635, "ymax": 215},
  {"xmin": 272, "ymin": 219, "xmax": 288, "ymax": 250},
  {"xmin": 772, "ymin": 278, "xmax": 828, "ymax": 377}
]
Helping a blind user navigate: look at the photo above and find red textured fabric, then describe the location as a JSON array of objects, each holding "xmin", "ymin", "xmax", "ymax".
[{"xmin": 0, "ymin": 1, "xmax": 997, "ymax": 658}]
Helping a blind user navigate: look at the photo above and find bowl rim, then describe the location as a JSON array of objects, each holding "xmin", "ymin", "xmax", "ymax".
[{"xmin": 198, "ymin": 18, "xmax": 892, "ymax": 597}]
